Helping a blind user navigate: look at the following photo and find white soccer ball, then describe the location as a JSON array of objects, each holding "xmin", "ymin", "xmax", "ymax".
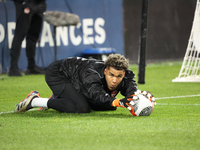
[{"xmin": 128, "ymin": 93, "xmax": 154, "ymax": 116}]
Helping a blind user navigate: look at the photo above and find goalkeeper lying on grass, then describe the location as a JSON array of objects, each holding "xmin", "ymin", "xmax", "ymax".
[{"xmin": 14, "ymin": 54, "xmax": 155, "ymax": 116}]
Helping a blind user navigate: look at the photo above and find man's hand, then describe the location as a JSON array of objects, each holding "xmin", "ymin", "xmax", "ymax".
[
  {"xmin": 141, "ymin": 91, "xmax": 156, "ymax": 105},
  {"xmin": 24, "ymin": 8, "xmax": 30, "ymax": 14},
  {"xmin": 111, "ymin": 90, "xmax": 155, "ymax": 116},
  {"xmin": 111, "ymin": 95, "xmax": 138, "ymax": 116},
  {"xmin": 22, "ymin": 1, "xmax": 30, "ymax": 14},
  {"xmin": 112, "ymin": 95, "xmax": 135, "ymax": 108},
  {"xmin": 111, "ymin": 90, "xmax": 141, "ymax": 108}
]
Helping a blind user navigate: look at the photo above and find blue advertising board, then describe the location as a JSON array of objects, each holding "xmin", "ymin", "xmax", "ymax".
[{"xmin": 0, "ymin": 0, "xmax": 123, "ymax": 73}]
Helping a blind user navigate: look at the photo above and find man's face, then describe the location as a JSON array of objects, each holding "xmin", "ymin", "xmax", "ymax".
[{"xmin": 104, "ymin": 66, "xmax": 125, "ymax": 91}]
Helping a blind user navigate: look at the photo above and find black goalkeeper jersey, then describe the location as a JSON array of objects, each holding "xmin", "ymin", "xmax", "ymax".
[{"xmin": 58, "ymin": 57, "xmax": 138, "ymax": 108}]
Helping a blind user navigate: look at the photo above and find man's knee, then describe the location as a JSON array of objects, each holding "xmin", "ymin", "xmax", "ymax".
[
  {"xmin": 77, "ymin": 105, "xmax": 91, "ymax": 113},
  {"xmin": 47, "ymin": 98, "xmax": 91, "ymax": 113}
]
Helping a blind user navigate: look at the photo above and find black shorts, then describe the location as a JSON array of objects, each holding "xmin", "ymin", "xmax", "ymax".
[
  {"xmin": 45, "ymin": 60, "xmax": 69, "ymax": 98},
  {"xmin": 45, "ymin": 60, "xmax": 91, "ymax": 113}
]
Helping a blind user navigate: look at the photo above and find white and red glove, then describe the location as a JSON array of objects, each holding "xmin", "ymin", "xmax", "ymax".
[
  {"xmin": 111, "ymin": 95, "xmax": 134, "ymax": 108},
  {"xmin": 111, "ymin": 90, "xmax": 155, "ymax": 116},
  {"xmin": 141, "ymin": 91, "xmax": 156, "ymax": 106},
  {"xmin": 111, "ymin": 90, "xmax": 141, "ymax": 116}
]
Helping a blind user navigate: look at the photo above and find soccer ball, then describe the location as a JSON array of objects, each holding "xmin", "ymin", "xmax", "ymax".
[{"xmin": 128, "ymin": 93, "xmax": 154, "ymax": 116}]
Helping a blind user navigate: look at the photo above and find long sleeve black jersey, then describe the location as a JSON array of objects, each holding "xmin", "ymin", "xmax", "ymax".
[{"xmin": 60, "ymin": 57, "xmax": 138, "ymax": 107}]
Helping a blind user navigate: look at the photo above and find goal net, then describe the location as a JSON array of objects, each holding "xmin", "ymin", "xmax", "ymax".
[{"xmin": 172, "ymin": 0, "xmax": 200, "ymax": 82}]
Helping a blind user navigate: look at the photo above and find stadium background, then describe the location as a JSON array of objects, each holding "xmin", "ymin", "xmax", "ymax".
[{"xmin": 0, "ymin": 0, "xmax": 197, "ymax": 73}]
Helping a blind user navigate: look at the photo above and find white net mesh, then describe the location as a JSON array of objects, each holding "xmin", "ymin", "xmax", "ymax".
[{"xmin": 172, "ymin": 0, "xmax": 200, "ymax": 82}]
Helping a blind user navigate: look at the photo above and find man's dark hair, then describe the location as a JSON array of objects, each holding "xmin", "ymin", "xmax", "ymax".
[{"xmin": 104, "ymin": 54, "xmax": 129, "ymax": 70}]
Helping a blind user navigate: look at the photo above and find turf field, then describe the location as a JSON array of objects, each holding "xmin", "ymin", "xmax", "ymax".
[{"xmin": 0, "ymin": 61, "xmax": 200, "ymax": 150}]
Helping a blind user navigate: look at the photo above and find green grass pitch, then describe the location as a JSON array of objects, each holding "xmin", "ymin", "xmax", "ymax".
[{"xmin": 0, "ymin": 61, "xmax": 200, "ymax": 150}]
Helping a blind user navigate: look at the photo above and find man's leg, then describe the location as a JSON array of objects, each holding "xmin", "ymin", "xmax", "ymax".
[
  {"xmin": 9, "ymin": 1, "xmax": 30, "ymax": 76},
  {"xmin": 14, "ymin": 86, "xmax": 91, "ymax": 113},
  {"xmin": 47, "ymin": 83, "xmax": 91, "ymax": 113},
  {"xmin": 38, "ymin": 60, "xmax": 90, "ymax": 113},
  {"xmin": 25, "ymin": 8, "xmax": 45, "ymax": 74},
  {"xmin": 25, "ymin": 14, "xmax": 41, "ymax": 69}
]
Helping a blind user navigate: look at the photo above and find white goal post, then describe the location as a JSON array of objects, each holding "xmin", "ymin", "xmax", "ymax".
[{"xmin": 172, "ymin": 0, "xmax": 200, "ymax": 82}]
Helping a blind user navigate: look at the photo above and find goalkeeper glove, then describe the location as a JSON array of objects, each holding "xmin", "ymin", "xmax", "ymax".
[
  {"xmin": 141, "ymin": 91, "xmax": 156, "ymax": 105},
  {"xmin": 111, "ymin": 95, "xmax": 134, "ymax": 108},
  {"xmin": 112, "ymin": 94, "xmax": 139, "ymax": 116},
  {"xmin": 111, "ymin": 90, "xmax": 142, "ymax": 108}
]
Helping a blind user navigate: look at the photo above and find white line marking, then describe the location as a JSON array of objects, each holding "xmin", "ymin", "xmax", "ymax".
[
  {"xmin": 156, "ymin": 103, "xmax": 200, "ymax": 106},
  {"xmin": 1, "ymin": 94, "xmax": 200, "ymax": 115},
  {"xmin": 0, "ymin": 108, "xmax": 38, "ymax": 115},
  {"xmin": 155, "ymin": 94, "xmax": 200, "ymax": 100},
  {"xmin": 0, "ymin": 111, "xmax": 14, "ymax": 115}
]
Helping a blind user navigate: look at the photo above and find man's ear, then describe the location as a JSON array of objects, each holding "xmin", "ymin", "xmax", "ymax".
[
  {"xmin": 122, "ymin": 71, "xmax": 125, "ymax": 77},
  {"xmin": 104, "ymin": 67, "xmax": 107, "ymax": 75}
]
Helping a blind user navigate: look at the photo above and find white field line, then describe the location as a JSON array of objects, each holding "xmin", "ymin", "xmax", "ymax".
[
  {"xmin": 0, "ymin": 108, "xmax": 38, "ymax": 115},
  {"xmin": 155, "ymin": 94, "xmax": 200, "ymax": 100},
  {"xmin": 156, "ymin": 103, "xmax": 200, "ymax": 106},
  {"xmin": 1, "ymin": 94, "xmax": 200, "ymax": 115}
]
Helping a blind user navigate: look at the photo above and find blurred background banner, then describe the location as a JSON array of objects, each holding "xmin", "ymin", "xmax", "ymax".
[
  {"xmin": 0, "ymin": 0, "xmax": 123, "ymax": 72},
  {"xmin": 0, "ymin": 0, "xmax": 197, "ymax": 73}
]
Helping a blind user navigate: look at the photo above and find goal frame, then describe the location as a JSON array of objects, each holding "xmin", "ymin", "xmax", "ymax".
[{"xmin": 172, "ymin": 0, "xmax": 200, "ymax": 82}]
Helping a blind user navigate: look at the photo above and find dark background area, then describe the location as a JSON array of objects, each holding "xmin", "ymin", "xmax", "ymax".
[
  {"xmin": 123, "ymin": 0, "xmax": 197, "ymax": 63},
  {"xmin": 0, "ymin": 0, "xmax": 197, "ymax": 73}
]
